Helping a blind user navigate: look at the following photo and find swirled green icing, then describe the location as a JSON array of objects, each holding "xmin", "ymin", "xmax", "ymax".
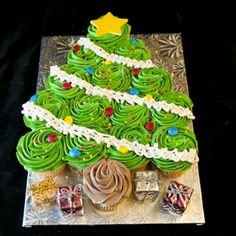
[
  {"xmin": 64, "ymin": 135, "xmax": 106, "ymax": 169},
  {"xmin": 70, "ymin": 94, "xmax": 113, "ymax": 133},
  {"xmin": 16, "ymin": 128, "xmax": 65, "ymax": 172},
  {"xmin": 110, "ymin": 125, "xmax": 150, "ymax": 145},
  {"xmin": 92, "ymin": 64, "xmax": 131, "ymax": 92},
  {"xmin": 151, "ymin": 92, "xmax": 193, "ymax": 127},
  {"xmin": 87, "ymin": 23, "xmax": 131, "ymax": 52},
  {"xmin": 115, "ymin": 39, "xmax": 151, "ymax": 61},
  {"xmin": 109, "ymin": 147, "xmax": 149, "ymax": 170},
  {"xmin": 151, "ymin": 126, "xmax": 198, "ymax": 172},
  {"xmin": 131, "ymin": 67, "xmax": 173, "ymax": 98},
  {"xmin": 45, "ymin": 65, "xmax": 90, "ymax": 100},
  {"xmin": 24, "ymin": 90, "xmax": 70, "ymax": 130},
  {"xmin": 67, "ymin": 46, "xmax": 104, "ymax": 69},
  {"xmin": 111, "ymin": 103, "xmax": 149, "ymax": 127}
]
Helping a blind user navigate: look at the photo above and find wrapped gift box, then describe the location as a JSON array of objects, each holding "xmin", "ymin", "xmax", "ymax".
[
  {"xmin": 134, "ymin": 170, "xmax": 159, "ymax": 202},
  {"xmin": 163, "ymin": 180, "xmax": 194, "ymax": 215},
  {"xmin": 57, "ymin": 184, "xmax": 84, "ymax": 216}
]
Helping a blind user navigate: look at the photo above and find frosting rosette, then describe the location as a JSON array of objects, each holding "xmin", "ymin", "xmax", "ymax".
[
  {"xmin": 64, "ymin": 135, "xmax": 106, "ymax": 169},
  {"xmin": 70, "ymin": 94, "xmax": 113, "ymax": 133},
  {"xmin": 67, "ymin": 45, "xmax": 104, "ymax": 69},
  {"xmin": 24, "ymin": 90, "xmax": 70, "ymax": 130},
  {"xmin": 45, "ymin": 64, "xmax": 90, "ymax": 99},
  {"xmin": 151, "ymin": 126, "xmax": 198, "ymax": 173},
  {"xmin": 92, "ymin": 63, "xmax": 131, "ymax": 92},
  {"xmin": 115, "ymin": 38, "xmax": 151, "ymax": 61},
  {"xmin": 111, "ymin": 103, "xmax": 149, "ymax": 127},
  {"xmin": 131, "ymin": 67, "xmax": 173, "ymax": 98},
  {"xmin": 16, "ymin": 128, "xmax": 65, "ymax": 172},
  {"xmin": 83, "ymin": 158, "xmax": 132, "ymax": 210},
  {"xmin": 151, "ymin": 92, "xmax": 193, "ymax": 127},
  {"xmin": 87, "ymin": 20, "xmax": 131, "ymax": 52}
]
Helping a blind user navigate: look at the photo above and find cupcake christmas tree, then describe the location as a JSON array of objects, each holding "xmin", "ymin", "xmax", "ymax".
[{"xmin": 16, "ymin": 12, "xmax": 199, "ymax": 176}]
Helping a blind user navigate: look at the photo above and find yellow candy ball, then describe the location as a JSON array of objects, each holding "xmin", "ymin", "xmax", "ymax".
[
  {"xmin": 145, "ymin": 94, "xmax": 153, "ymax": 101},
  {"xmin": 64, "ymin": 116, "xmax": 73, "ymax": 124},
  {"xmin": 119, "ymin": 146, "xmax": 129, "ymax": 154},
  {"xmin": 103, "ymin": 60, "xmax": 112, "ymax": 65}
]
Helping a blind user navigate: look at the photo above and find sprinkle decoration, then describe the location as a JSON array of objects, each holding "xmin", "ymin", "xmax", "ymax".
[
  {"xmin": 130, "ymin": 38, "xmax": 138, "ymax": 43},
  {"xmin": 30, "ymin": 94, "xmax": 38, "ymax": 103},
  {"xmin": 145, "ymin": 122, "xmax": 155, "ymax": 131},
  {"xmin": 129, "ymin": 88, "xmax": 140, "ymax": 95},
  {"xmin": 73, "ymin": 45, "xmax": 80, "ymax": 52},
  {"xmin": 85, "ymin": 67, "xmax": 94, "ymax": 75},
  {"xmin": 47, "ymin": 134, "xmax": 57, "ymax": 143},
  {"xmin": 119, "ymin": 146, "xmax": 129, "ymax": 154},
  {"xmin": 132, "ymin": 68, "xmax": 140, "ymax": 77},
  {"xmin": 62, "ymin": 82, "xmax": 72, "ymax": 90},
  {"xmin": 168, "ymin": 127, "xmax": 179, "ymax": 137},
  {"xmin": 69, "ymin": 148, "xmax": 81, "ymax": 158},
  {"xmin": 64, "ymin": 116, "xmax": 73, "ymax": 124},
  {"xmin": 105, "ymin": 107, "xmax": 113, "ymax": 116},
  {"xmin": 103, "ymin": 60, "xmax": 112, "ymax": 65},
  {"xmin": 145, "ymin": 94, "xmax": 153, "ymax": 101}
]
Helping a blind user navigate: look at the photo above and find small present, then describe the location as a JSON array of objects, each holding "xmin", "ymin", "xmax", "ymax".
[
  {"xmin": 133, "ymin": 170, "xmax": 159, "ymax": 202},
  {"xmin": 57, "ymin": 184, "xmax": 84, "ymax": 216},
  {"xmin": 163, "ymin": 181, "xmax": 194, "ymax": 215},
  {"xmin": 29, "ymin": 177, "xmax": 57, "ymax": 206}
]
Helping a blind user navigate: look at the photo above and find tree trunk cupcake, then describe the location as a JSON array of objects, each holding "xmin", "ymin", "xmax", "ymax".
[{"xmin": 83, "ymin": 158, "xmax": 132, "ymax": 211}]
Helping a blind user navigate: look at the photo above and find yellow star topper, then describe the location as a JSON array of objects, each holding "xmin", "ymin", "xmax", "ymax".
[{"xmin": 90, "ymin": 12, "xmax": 128, "ymax": 36}]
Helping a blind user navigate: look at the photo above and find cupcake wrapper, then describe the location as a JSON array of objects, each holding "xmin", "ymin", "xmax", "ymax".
[
  {"xmin": 41, "ymin": 163, "xmax": 67, "ymax": 178},
  {"xmin": 93, "ymin": 202, "xmax": 119, "ymax": 212}
]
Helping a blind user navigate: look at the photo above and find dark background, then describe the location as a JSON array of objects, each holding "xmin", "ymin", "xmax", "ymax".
[{"xmin": 0, "ymin": 0, "xmax": 235, "ymax": 235}]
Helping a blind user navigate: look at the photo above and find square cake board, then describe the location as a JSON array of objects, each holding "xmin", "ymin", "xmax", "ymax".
[{"xmin": 22, "ymin": 34, "xmax": 205, "ymax": 226}]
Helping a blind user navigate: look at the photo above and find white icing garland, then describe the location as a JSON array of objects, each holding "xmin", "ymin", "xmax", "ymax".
[
  {"xmin": 77, "ymin": 37, "xmax": 155, "ymax": 69},
  {"xmin": 22, "ymin": 101, "xmax": 199, "ymax": 163},
  {"xmin": 50, "ymin": 66, "xmax": 195, "ymax": 119}
]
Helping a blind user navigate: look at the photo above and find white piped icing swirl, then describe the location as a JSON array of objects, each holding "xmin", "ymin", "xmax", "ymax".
[
  {"xmin": 21, "ymin": 101, "xmax": 199, "ymax": 163},
  {"xmin": 50, "ymin": 66, "xmax": 195, "ymax": 120},
  {"xmin": 77, "ymin": 37, "xmax": 155, "ymax": 69}
]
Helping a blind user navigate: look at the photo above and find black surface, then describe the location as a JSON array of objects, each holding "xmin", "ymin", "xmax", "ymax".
[{"xmin": 0, "ymin": 1, "xmax": 235, "ymax": 235}]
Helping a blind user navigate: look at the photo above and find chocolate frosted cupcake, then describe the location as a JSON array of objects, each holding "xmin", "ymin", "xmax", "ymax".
[{"xmin": 83, "ymin": 158, "xmax": 132, "ymax": 211}]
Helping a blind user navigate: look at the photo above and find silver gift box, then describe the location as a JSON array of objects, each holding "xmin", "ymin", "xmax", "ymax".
[{"xmin": 134, "ymin": 170, "xmax": 159, "ymax": 202}]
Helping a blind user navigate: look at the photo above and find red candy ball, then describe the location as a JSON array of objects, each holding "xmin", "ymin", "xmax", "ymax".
[
  {"xmin": 62, "ymin": 82, "xmax": 72, "ymax": 90},
  {"xmin": 73, "ymin": 45, "xmax": 80, "ymax": 52},
  {"xmin": 47, "ymin": 134, "xmax": 57, "ymax": 143},
  {"xmin": 145, "ymin": 122, "xmax": 155, "ymax": 131},
  {"xmin": 105, "ymin": 107, "xmax": 113, "ymax": 116},
  {"xmin": 132, "ymin": 68, "xmax": 140, "ymax": 77}
]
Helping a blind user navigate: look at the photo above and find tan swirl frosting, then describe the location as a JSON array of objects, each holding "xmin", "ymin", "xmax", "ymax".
[{"xmin": 83, "ymin": 158, "xmax": 132, "ymax": 208}]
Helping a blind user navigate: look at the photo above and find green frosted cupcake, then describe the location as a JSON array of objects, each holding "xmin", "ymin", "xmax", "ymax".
[
  {"xmin": 151, "ymin": 126, "xmax": 198, "ymax": 177},
  {"xmin": 67, "ymin": 45, "xmax": 104, "ymax": 69},
  {"xmin": 24, "ymin": 90, "xmax": 70, "ymax": 130},
  {"xmin": 16, "ymin": 128, "xmax": 66, "ymax": 177},
  {"xmin": 115, "ymin": 38, "xmax": 151, "ymax": 61},
  {"xmin": 64, "ymin": 135, "xmax": 106, "ymax": 169},
  {"xmin": 131, "ymin": 67, "xmax": 173, "ymax": 99},
  {"xmin": 151, "ymin": 92, "xmax": 193, "ymax": 127},
  {"xmin": 92, "ymin": 63, "xmax": 131, "ymax": 92}
]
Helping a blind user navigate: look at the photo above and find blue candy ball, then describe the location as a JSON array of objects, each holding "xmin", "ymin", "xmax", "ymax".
[
  {"xmin": 30, "ymin": 94, "xmax": 38, "ymax": 103},
  {"xmin": 130, "ymin": 38, "xmax": 138, "ymax": 43},
  {"xmin": 85, "ymin": 67, "xmax": 94, "ymax": 75},
  {"xmin": 69, "ymin": 148, "xmax": 81, "ymax": 158},
  {"xmin": 168, "ymin": 127, "xmax": 179, "ymax": 136},
  {"xmin": 129, "ymin": 88, "xmax": 140, "ymax": 95}
]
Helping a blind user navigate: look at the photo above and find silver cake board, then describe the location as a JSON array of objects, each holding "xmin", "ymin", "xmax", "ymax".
[{"xmin": 22, "ymin": 34, "xmax": 205, "ymax": 226}]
